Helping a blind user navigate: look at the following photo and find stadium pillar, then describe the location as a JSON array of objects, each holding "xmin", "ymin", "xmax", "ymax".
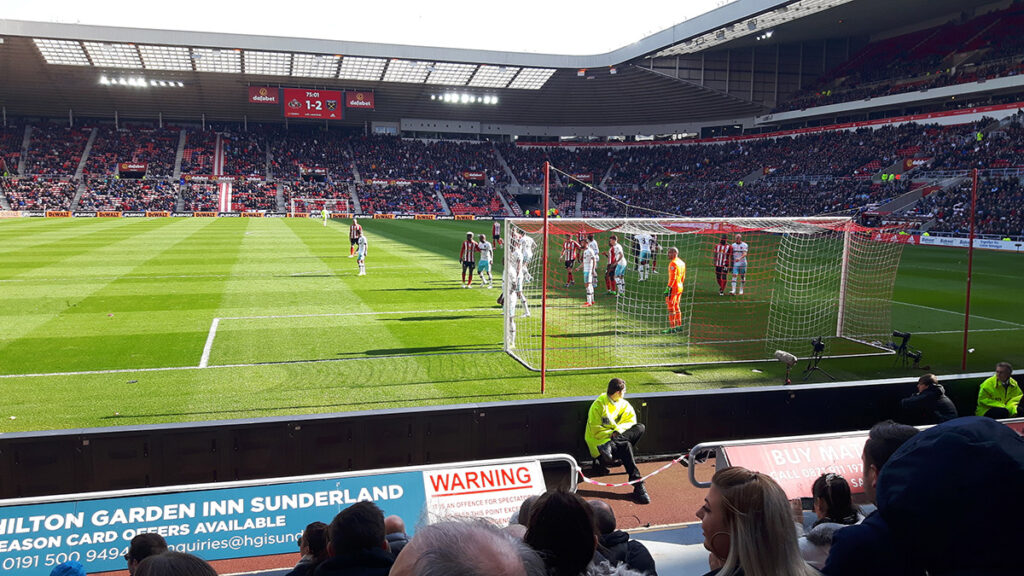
[
  {"xmin": 159, "ymin": 112, "xmax": 163, "ymax": 129},
  {"xmin": 68, "ymin": 108, "xmax": 73, "ymax": 128},
  {"xmin": 2, "ymin": 106, "xmax": 6, "ymax": 127},
  {"xmin": 962, "ymin": 169, "xmax": 978, "ymax": 370},
  {"xmin": 114, "ymin": 110, "xmax": 119, "ymax": 130},
  {"xmin": 541, "ymin": 161, "xmax": 550, "ymax": 394}
]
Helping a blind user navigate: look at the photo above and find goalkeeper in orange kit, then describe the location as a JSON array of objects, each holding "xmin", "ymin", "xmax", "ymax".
[{"xmin": 662, "ymin": 247, "xmax": 686, "ymax": 334}]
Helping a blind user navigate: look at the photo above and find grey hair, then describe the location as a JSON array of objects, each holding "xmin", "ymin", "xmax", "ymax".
[{"xmin": 404, "ymin": 520, "xmax": 545, "ymax": 576}]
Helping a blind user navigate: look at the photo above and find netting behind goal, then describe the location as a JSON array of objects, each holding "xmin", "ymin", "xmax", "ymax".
[
  {"xmin": 502, "ymin": 218, "xmax": 904, "ymax": 371},
  {"xmin": 291, "ymin": 197, "xmax": 350, "ymax": 215}
]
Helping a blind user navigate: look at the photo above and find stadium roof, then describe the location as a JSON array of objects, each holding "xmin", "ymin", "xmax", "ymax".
[{"xmin": 0, "ymin": 0, "xmax": 998, "ymax": 128}]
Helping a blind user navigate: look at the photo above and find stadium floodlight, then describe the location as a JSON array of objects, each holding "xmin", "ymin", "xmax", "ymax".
[
  {"xmin": 99, "ymin": 75, "xmax": 110, "ymax": 85},
  {"xmin": 245, "ymin": 51, "xmax": 292, "ymax": 76},
  {"xmin": 469, "ymin": 65, "xmax": 519, "ymax": 88},
  {"xmin": 34, "ymin": 39, "xmax": 90, "ymax": 66}
]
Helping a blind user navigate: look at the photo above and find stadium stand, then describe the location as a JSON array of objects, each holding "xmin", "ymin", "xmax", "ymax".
[
  {"xmin": 352, "ymin": 135, "xmax": 509, "ymax": 184},
  {"xmin": 222, "ymin": 130, "xmax": 267, "ymax": 177},
  {"xmin": 356, "ymin": 182, "xmax": 445, "ymax": 215},
  {"xmin": 180, "ymin": 183, "xmax": 219, "ymax": 211},
  {"xmin": 1, "ymin": 124, "xmax": 24, "ymax": 176},
  {"xmin": 180, "ymin": 130, "xmax": 218, "ymax": 175},
  {"xmin": 77, "ymin": 179, "xmax": 178, "ymax": 211},
  {"xmin": 270, "ymin": 128, "xmax": 354, "ymax": 182},
  {"xmin": 4, "ymin": 178, "xmax": 77, "ymax": 210},
  {"xmin": 230, "ymin": 181, "xmax": 278, "ymax": 212},
  {"xmin": 440, "ymin": 184, "xmax": 506, "ymax": 216},
  {"xmin": 775, "ymin": 5, "xmax": 1024, "ymax": 112},
  {"xmin": 83, "ymin": 125, "xmax": 180, "ymax": 178},
  {"xmin": 23, "ymin": 123, "xmax": 91, "ymax": 176}
]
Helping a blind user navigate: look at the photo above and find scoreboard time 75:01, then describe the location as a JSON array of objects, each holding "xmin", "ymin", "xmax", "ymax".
[{"xmin": 282, "ymin": 88, "xmax": 342, "ymax": 120}]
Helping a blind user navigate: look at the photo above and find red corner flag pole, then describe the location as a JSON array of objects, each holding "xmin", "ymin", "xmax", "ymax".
[
  {"xmin": 961, "ymin": 168, "xmax": 978, "ymax": 371},
  {"xmin": 541, "ymin": 162, "xmax": 550, "ymax": 393}
]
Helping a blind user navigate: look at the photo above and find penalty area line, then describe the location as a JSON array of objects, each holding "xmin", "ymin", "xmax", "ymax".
[{"xmin": 198, "ymin": 317, "xmax": 220, "ymax": 368}]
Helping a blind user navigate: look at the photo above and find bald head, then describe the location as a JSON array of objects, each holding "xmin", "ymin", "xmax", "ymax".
[
  {"xmin": 385, "ymin": 515, "xmax": 406, "ymax": 535},
  {"xmin": 392, "ymin": 521, "xmax": 544, "ymax": 576},
  {"xmin": 588, "ymin": 500, "xmax": 616, "ymax": 535}
]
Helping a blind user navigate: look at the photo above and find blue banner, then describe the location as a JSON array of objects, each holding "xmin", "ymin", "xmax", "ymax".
[{"xmin": 0, "ymin": 471, "xmax": 424, "ymax": 575}]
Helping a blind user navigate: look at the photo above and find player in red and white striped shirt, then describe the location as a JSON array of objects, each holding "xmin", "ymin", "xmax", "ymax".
[
  {"xmin": 712, "ymin": 235, "xmax": 732, "ymax": 296},
  {"xmin": 460, "ymin": 232, "xmax": 478, "ymax": 288},
  {"xmin": 561, "ymin": 236, "xmax": 581, "ymax": 287}
]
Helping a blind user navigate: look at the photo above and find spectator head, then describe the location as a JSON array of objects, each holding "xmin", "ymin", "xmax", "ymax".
[
  {"xmin": 862, "ymin": 420, "xmax": 920, "ymax": 503},
  {"xmin": 588, "ymin": 499, "xmax": 617, "ymax": 535},
  {"xmin": 391, "ymin": 520, "xmax": 544, "ymax": 576},
  {"xmin": 917, "ymin": 373, "xmax": 938, "ymax": 393},
  {"xmin": 49, "ymin": 561, "xmax": 86, "ymax": 576},
  {"xmin": 512, "ymin": 494, "xmax": 538, "ymax": 526},
  {"xmin": 811, "ymin": 473, "xmax": 857, "ymax": 524},
  {"xmin": 995, "ymin": 361, "xmax": 1013, "ymax": 382},
  {"xmin": 126, "ymin": 533, "xmax": 169, "ymax": 575},
  {"xmin": 301, "ymin": 521, "xmax": 329, "ymax": 560},
  {"xmin": 607, "ymin": 378, "xmax": 626, "ymax": 399},
  {"xmin": 524, "ymin": 490, "xmax": 597, "ymax": 576},
  {"xmin": 385, "ymin": 515, "xmax": 406, "ymax": 535},
  {"xmin": 697, "ymin": 466, "xmax": 813, "ymax": 576},
  {"xmin": 328, "ymin": 501, "xmax": 387, "ymax": 557},
  {"xmin": 135, "ymin": 551, "xmax": 217, "ymax": 576}
]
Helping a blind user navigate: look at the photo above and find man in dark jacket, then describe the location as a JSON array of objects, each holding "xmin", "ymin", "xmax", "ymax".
[
  {"xmin": 898, "ymin": 373, "xmax": 958, "ymax": 424},
  {"xmin": 313, "ymin": 501, "xmax": 394, "ymax": 576},
  {"xmin": 589, "ymin": 500, "xmax": 657, "ymax": 575},
  {"xmin": 384, "ymin": 515, "xmax": 409, "ymax": 558}
]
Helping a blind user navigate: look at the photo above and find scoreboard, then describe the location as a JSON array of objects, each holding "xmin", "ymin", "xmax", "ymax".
[{"xmin": 282, "ymin": 88, "xmax": 342, "ymax": 120}]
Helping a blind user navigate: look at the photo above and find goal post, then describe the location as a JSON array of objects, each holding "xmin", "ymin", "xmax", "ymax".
[
  {"xmin": 290, "ymin": 197, "xmax": 350, "ymax": 217},
  {"xmin": 502, "ymin": 217, "xmax": 904, "ymax": 372}
]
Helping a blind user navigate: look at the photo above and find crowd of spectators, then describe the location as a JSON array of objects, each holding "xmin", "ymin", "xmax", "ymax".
[
  {"xmin": 3, "ymin": 178, "xmax": 77, "ymax": 210},
  {"xmin": 23, "ymin": 123, "xmax": 91, "ymax": 176},
  {"xmin": 83, "ymin": 125, "xmax": 180, "ymax": 178},
  {"xmin": 180, "ymin": 183, "xmax": 218, "ymax": 211},
  {"xmin": 497, "ymin": 144, "xmax": 615, "ymax": 186},
  {"xmin": 353, "ymin": 136, "xmax": 509, "ymax": 185},
  {"xmin": 181, "ymin": 130, "xmax": 218, "ymax": 174},
  {"xmin": 222, "ymin": 131, "xmax": 267, "ymax": 177},
  {"xmin": 271, "ymin": 129, "xmax": 354, "ymax": 181},
  {"xmin": 1, "ymin": 124, "xmax": 24, "ymax": 176},
  {"xmin": 911, "ymin": 175, "xmax": 1024, "ymax": 236},
  {"xmin": 356, "ymin": 183, "xmax": 444, "ymax": 215},
  {"xmin": 776, "ymin": 6, "xmax": 1024, "ymax": 113},
  {"xmin": 441, "ymin": 185, "xmax": 505, "ymax": 216},
  {"xmin": 230, "ymin": 182, "xmax": 278, "ymax": 212},
  {"xmin": 77, "ymin": 179, "xmax": 177, "ymax": 211}
]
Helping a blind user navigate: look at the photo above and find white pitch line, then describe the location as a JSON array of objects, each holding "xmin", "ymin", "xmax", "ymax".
[
  {"xmin": 219, "ymin": 307, "xmax": 499, "ymax": 321},
  {"xmin": 198, "ymin": 318, "xmax": 220, "ymax": 368},
  {"xmin": 892, "ymin": 300, "xmax": 1024, "ymax": 328}
]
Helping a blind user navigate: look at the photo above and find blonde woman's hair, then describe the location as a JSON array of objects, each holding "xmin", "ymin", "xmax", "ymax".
[{"xmin": 711, "ymin": 467, "xmax": 819, "ymax": 576}]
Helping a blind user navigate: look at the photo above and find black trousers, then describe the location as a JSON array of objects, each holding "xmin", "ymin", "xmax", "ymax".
[{"xmin": 601, "ymin": 423, "xmax": 646, "ymax": 481}]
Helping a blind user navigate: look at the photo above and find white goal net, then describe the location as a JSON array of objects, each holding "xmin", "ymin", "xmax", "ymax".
[
  {"xmin": 290, "ymin": 197, "xmax": 351, "ymax": 216},
  {"xmin": 502, "ymin": 217, "xmax": 904, "ymax": 371}
]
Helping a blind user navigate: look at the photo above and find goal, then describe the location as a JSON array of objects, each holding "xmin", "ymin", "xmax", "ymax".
[
  {"xmin": 290, "ymin": 197, "xmax": 351, "ymax": 216},
  {"xmin": 502, "ymin": 217, "xmax": 904, "ymax": 372}
]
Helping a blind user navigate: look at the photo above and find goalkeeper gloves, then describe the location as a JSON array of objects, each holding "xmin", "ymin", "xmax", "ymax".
[{"xmin": 663, "ymin": 287, "xmax": 671, "ymax": 296}]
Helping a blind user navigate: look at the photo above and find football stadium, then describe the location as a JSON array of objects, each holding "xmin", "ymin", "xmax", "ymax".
[{"xmin": 1, "ymin": 1, "xmax": 1022, "ymax": 575}]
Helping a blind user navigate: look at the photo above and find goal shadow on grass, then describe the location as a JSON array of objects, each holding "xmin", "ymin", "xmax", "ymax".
[{"xmin": 333, "ymin": 344, "xmax": 500, "ymax": 357}]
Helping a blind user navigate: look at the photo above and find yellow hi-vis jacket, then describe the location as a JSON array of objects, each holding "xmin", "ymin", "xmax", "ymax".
[
  {"xmin": 585, "ymin": 393, "xmax": 638, "ymax": 458},
  {"xmin": 976, "ymin": 375, "xmax": 1021, "ymax": 416}
]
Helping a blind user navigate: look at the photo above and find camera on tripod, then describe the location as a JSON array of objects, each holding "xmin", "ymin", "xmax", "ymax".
[
  {"xmin": 811, "ymin": 337, "xmax": 826, "ymax": 355},
  {"xmin": 890, "ymin": 330, "xmax": 924, "ymax": 368},
  {"xmin": 802, "ymin": 336, "xmax": 835, "ymax": 382}
]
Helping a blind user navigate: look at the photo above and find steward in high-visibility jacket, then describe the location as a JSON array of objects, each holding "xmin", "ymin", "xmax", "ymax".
[
  {"xmin": 585, "ymin": 389, "xmax": 638, "ymax": 458},
  {"xmin": 583, "ymin": 378, "xmax": 649, "ymax": 504}
]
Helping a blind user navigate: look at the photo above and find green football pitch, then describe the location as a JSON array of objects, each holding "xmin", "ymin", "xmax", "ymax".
[{"xmin": 0, "ymin": 217, "xmax": 1021, "ymax": 432}]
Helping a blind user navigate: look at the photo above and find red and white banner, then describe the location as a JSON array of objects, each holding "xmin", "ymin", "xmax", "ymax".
[
  {"xmin": 345, "ymin": 91, "xmax": 375, "ymax": 110},
  {"xmin": 423, "ymin": 461, "xmax": 546, "ymax": 523},
  {"xmin": 462, "ymin": 171, "xmax": 486, "ymax": 181},
  {"xmin": 722, "ymin": 436, "xmax": 868, "ymax": 499},
  {"xmin": 902, "ymin": 157, "xmax": 932, "ymax": 171},
  {"xmin": 248, "ymin": 86, "xmax": 280, "ymax": 105},
  {"xmin": 283, "ymin": 88, "xmax": 342, "ymax": 120}
]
